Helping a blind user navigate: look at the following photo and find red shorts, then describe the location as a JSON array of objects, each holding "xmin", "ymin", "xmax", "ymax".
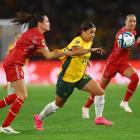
[
  {"xmin": 3, "ymin": 64, "xmax": 24, "ymax": 82},
  {"xmin": 102, "ymin": 62, "xmax": 132, "ymax": 79}
]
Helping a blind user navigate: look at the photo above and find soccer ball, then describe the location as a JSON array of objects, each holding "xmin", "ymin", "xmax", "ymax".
[{"xmin": 117, "ymin": 32, "xmax": 135, "ymax": 48}]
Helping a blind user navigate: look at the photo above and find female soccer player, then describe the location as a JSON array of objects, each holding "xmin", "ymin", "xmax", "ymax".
[
  {"xmin": 82, "ymin": 14, "xmax": 140, "ymax": 119},
  {"xmin": 34, "ymin": 21, "xmax": 113, "ymax": 131},
  {"xmin": 0, "ymin": 12, "xmax": 71, "ymax": 134}
]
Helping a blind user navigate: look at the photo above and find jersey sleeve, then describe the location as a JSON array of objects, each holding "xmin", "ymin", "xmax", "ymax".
[
  {"xmin": 32, "ymin": 36, "xmax": 49, "ymax": 50},
  {"xmin": 67, "ymin": 37, "xmax": 82, "ymax": 50}
]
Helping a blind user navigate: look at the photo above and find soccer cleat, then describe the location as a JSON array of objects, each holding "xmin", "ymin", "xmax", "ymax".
[
  {"xmin": 82, "ymin": 107, "xmax": 89, "ymax": 119},
  {"xmin": 34, "ymin": 114, "xmax": 44, "ymax": 131},
  {"xmin": 0, "ymin": 126, "xmax": 20, "ymax": 134},
  {"xmin": 120, "ymin": 101, "xmax": 132, "ymax": 113},
  {"xmin": 95, "ymin": 116, "xmax": 113, "ymax": 126}
]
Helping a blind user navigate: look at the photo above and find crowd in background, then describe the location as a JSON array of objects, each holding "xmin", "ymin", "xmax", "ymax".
[{"xmin": 0, "ymin": 0, "xmax": 140, "ymax": 59}]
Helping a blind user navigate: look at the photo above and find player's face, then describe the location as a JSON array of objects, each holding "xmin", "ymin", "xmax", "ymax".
[
  {"xmin": 82, "ymin": 27, "xmax": 96, "ymax": 42},
  {"xmin": 125, "ymin": 16, "xmax": 136, "ymax": 31},
  {"xmin": 41, "ymin": 16, "xmax": 50, "ymax": 32}
]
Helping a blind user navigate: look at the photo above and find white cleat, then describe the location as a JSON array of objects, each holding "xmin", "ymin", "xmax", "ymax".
[
  {"xmin": 120, "ymin": 101, "xmax": 132, "ymax": 113},
  {"xmin": 0, "ymin": 126, "xmax": 20, "ymax": 134},
  {"xmin": 82, "ymin": 107, "xmax": 90, "ymax": 119}
]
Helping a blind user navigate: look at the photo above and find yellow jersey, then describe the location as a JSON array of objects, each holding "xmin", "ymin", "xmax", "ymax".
[{"xmin": 59, "ymin": 36, "xmax": 93, "ymax": 83}]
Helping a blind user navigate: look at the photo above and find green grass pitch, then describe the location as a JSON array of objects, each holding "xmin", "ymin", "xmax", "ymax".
[{"xmin": 0, "ymin": 84, "xmax": 140, "ymax": 140}]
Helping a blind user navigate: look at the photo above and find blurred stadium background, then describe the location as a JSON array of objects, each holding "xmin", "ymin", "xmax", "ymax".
[
  {"xmin": 0, "ymin": 1, "xmax": 140, "ymax": 140},
  {"xmin": 0, "ymin": 0, "xmax": 140, "ymax": 85}
]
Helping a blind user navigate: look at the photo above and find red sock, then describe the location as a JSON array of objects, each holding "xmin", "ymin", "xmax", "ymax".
[
  {"xmin": 100, "ymin": 82, "xmax": 106, "ymax": 89},
  {"xmin": 0, "ymin": 94, "xmax": 17, "ymax": 108},
  {"xmin": 124, "ymin": 73, "xmax": 139, "ymax": 101},
  {"xmin": 84, "ymin": 95, "xmax": 95, "ymax": 108},
  {"xmin": 2, "ymin": 98, "xmax": 24, "ymax": 127}
]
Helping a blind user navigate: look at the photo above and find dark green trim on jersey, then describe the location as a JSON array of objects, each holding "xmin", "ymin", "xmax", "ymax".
[{"xmin": 59, "ymin": 57, "xmax": 72, "ymax": 79}]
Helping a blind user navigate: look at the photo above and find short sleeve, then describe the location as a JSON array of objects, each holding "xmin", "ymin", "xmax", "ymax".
[{"xmin": 67, "ymin": 37, "xmax": 82, "ymax": 50}]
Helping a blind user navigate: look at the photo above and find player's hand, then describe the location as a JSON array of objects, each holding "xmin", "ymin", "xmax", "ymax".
[
  {"xmin": 91, "ymin": 48, "xmax": 105, "ymax": 55},
  {"xmin": 63, "ymin": 50, "xmax": 73, "ymax": 57}
]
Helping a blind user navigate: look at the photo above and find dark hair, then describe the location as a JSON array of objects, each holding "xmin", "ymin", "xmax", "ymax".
[
  {"xmin": 76, "ymin": 21, "xmax": 96, "ymax": 36},
  {"xmin": 11, "ymin": 12, "xmax": 47, "ymax": 28}
]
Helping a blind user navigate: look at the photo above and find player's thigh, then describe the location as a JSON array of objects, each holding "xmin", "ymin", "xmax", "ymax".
[
  {"xmin": 56, "ymin": 78, "xmax": 75, "ymax": 102},
  {"xmin": 4, "ymin": 64, "xmax": 24, "ymax": 82},
  {"xmin": 120, "ymin": 64, "xmax": 136, "ymax": 78},
  {"xmin": 11, "ymin": 79, "xmax": 28, "ymax": 99},
  {"xmin": 102, "ymin": 63, "xmax": 117, "ymax": 83},
  {"xmin": 82, "ymin": 79, "xmax": 104, "ymax": 96}
]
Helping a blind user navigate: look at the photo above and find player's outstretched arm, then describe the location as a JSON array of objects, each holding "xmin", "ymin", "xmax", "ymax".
[
  {"xmin": 91, "ymin": 48, "xmax": 105, "ymax": 55},
  {"xmin": 63, "ymin": 47, "xmax": 105, "ymax": 56},
  {"xmin": 36, "ymin": 48, "xmax": 73, "ymax": 59}
]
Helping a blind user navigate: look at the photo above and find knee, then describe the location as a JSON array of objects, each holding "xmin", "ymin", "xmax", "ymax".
[
  {"xmin": 91, "ymin": 89, "xmax": 104, "ymax": 96},
  {"xmin": 55, "ymin": 102, "xmax": 64, "ymax": 108},
  {"xmin": 98, "ymin": 89, "xmax": 105, "ymax": 96},
  {"xmin": 23, "ymin": 94, "xmax": 28, "ymax": 100},
  {"xmin": 55, "ymin": 96, "xmax": 66, "ymax": 108},
  {"xmin": 17, "ymin": 94, "xmax": 28, "ymax": 101}
]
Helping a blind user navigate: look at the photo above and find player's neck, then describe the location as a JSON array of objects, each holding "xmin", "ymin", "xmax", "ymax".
[
  {"xmin": 124, "ymin": 26, "xmax": 134, "ymax": 32},
  {"xmin": 37, "ymin": 27, "xmax": 45, "ymax": 34}
]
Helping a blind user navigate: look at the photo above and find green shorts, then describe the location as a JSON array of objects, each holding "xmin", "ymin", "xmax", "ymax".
[{"xmin": 56, "ymin": 74, "xmax": 92, "ymax": 100}]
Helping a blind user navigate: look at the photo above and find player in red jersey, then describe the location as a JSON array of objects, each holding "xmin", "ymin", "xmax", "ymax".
[
  {"xmin": 82, "ymin": 14, "xmax": 140, "ymax": 121},
  {"xmin": 0, "ymin": 12, "xmax": 71, "ymax": 134}
]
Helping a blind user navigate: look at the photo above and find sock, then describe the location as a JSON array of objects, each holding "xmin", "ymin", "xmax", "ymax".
[
  {"xmin": 100, "ymin": 82, "xmax": 106, "ymax": 90},
  {"xmin": 124, "ymin": 73, "xmax": 139, "ymax": 101},
  {"xmin": 2, "ymin": 98, "xmax": 24, "ymax": 127},
  {"xmin": 84, "ymin": 95, "xmax": 95, "ymax": 108},
  {"xmin": 0, "ymin": 94, "xmax": 17, "ymax": 108},
  {"xmin": 40, "ymin": 101, "xmax": 60, "ymax": 120},
  {"xmin": 83, "ymin": 82, "xmax": 106, "ymax": 108},
  {"xmin": 94, "ymin": 95, "xmax": 105, "ymax": 117}
]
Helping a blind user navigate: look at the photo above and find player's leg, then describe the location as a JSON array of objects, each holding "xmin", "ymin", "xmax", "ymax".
[
  {"xmin": 83, "ymin": 79, "xmax": 112, "ymax": 125},
  {"xmin": 0, "ymin": 79, "xmax": 27, "ymax": 134},
  {"xmin": 2, "ymin": 82, "xmax": 15, "ymax": 95},
  {"xmin": 7, "ymin": 83, "xmax": 15, "ymax": 95},
  {"xmin": 77, "ymin": 74, "xmax": 113, "ymax": 126},
  {"xmin": 34, "ymin": 79, "xmax": 74, "ymax": 130},
  {"xmin": 0, "ymin": 93, "xmax": 17, "ymax": 109},
  {"xmin": 82, "ymin": 63, "xmax": 114, "ymax": 119},
  {"xmin": 82, "ymin": 76, "xmax": 110, "ymax": 119},
  {"xmin": 93, "ymin": 76, "xmax": 111, "ymax": 122},
  {"xmin": 34, "ymin": 95, "xmax": 64, "ymax": 131},
  {"xmin": 93, "ymin": 63, "xmax": 116, "ymax": 124},
  {"xmin": 120, "ymin": 65, "xmax": 139, "ymax": 112}
]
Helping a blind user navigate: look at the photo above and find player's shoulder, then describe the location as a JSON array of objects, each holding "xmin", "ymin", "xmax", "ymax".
[
  {"xmin": 117, "ymin": 27, "xmax": 125, "ymax": 34},
  {"xmin": 117, "ymin": 26, "xmax": 136, "ymax": 35},
  {"xmin": 72, "ymin": 36, "xmax": 83, "ymax": 44},
  {"xmin": 115, "ymin": 27, "xmax": 125, "ymax": 38},
  {"xmin": 27, "ymin": 27, "xmax": 42, "ymax": 36}
]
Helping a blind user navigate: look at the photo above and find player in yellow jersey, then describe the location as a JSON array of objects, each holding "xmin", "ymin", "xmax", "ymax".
[{"xmin": 34, "ymin": 21, "xmax": 113, "ymax": 130}]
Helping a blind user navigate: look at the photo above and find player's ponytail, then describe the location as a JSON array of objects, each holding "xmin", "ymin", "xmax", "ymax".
[
  {"xmin": 75, "ymin": 21, "xmax": 96, "ymax": 37},
  {"xmin": 11, "ymin": 12, "xmax": 46, "ymax": 28}
]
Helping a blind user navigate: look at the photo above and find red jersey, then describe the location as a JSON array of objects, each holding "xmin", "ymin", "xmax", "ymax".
[
  {"xmin": 107, "ymin": 27, "xmax": 136, "ymax": 65},
  {"xmin": 3, "ymin": 27, "xmax": 48, "ymax": 66}
]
